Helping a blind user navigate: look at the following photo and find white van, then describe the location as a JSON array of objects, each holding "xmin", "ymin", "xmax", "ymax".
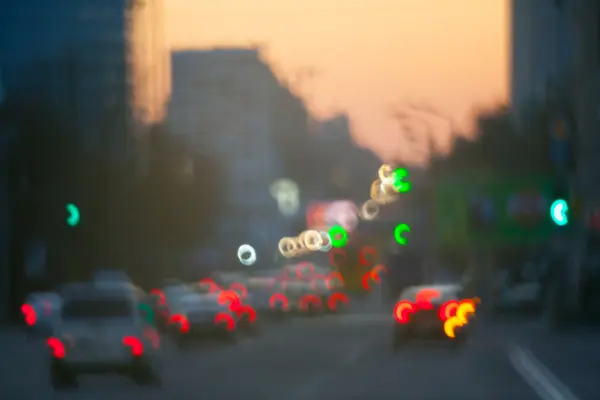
[{"xmin": 48, "ymin": 283, "xmax": 162, "ymax": 390}]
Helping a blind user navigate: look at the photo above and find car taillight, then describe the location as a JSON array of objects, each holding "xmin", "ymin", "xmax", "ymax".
[
  {"xmin": 235, "ymin": 304, "xmax": 256, "ymax": 323},
  {"xmin": 21, "ymin": 304, "xmax": 37, "ymax": 326},
  {"xmin": 47, "ymin": 337, "xmax": 66, "ymax": 359},
  {"xmin": 299, "ymin": 294, "xmax": 322, "ymax": 311},
  {"xmin": 218, "ymin": 290, "xmax": 241, "ymax": 311},
  {"xmin": 439, "ymin": 300, "xmax": 459, "ymax": 321},
  {"xmin": 214, "ymin": 312, "xmax": 235, "ymax": 331},
  {"xmin": 394, "ymin": 300, "xmax": 416, "ymax": 324},
  {"xmin": 170, "ymin": 313, "xmax": 190, "ymax": 333},
  {"xmin": 123, "ymin": 336, "xmax": 144, "ymax": 357},
  {"xmin": 269, "ymin": 293, "xmax": 289, "ymax": 310}
]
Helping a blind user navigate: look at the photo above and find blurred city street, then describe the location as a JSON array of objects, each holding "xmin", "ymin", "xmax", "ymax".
[{"xmin": 3, "ymin": 292, "xmax": 599, "ymax": 400}]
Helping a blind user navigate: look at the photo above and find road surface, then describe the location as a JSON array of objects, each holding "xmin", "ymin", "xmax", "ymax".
[{"xmin": 1, "ymin": 292, "xmax": 596, "ymax": 399}]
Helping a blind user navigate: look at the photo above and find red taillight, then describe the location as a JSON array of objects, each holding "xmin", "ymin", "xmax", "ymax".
[
  {"xmin": 47, "ymin": 337, "xmax": 65, "ymax": 359},
  {"xmin": 439, "ymin": 300, "xmax": 459, "ymax": 321},
  {"xmin": 199, "ymin": 278, "xmax": 221, "ymax": 293},
  {"xmin": 269, "ymin": 293, "xmax": 289, "ymax": 310},
  {"xmin": 229, "ymin": 282, "xmax": 247, "ymax": 300},
  {"xmin": 123, "ymin": 336, "xmax": 144, "ymax": 357},
  {"xmin": 393, "ymin": 300, "xmax": 416, "ymax": 324},
  {"xmin": 170, "ymin": 313, "xmax": 190, "ymax": 333},
  {"xmin": 21, "ymin": 304, "xmax": 36, "ymax": 326},
  {"xmin": 415, "ymin": 288, "xmax": 441, "ymax": 310},
  {"xmin": 235, "ymin": 304, "xmax": 256, "ymax": 322},
  {"xmin": 214, "ymin": 312, "xmax": 235, "ymax": 331},
  {"xmin": 218, "ymin": 290, "xmax": 241, "ymax": 310},
  {"xmin": 325, "ymin": 271, "xmax": 344, "ymax": 290},
  {"xmin": 299, "ymin": 294, "xmax": 322, "ymax": 311},
  {"xmin": 327, "ymin": 292, "xmax": 349, "ymax": 311},
  {"xmin": 150, "ymin": 289, "xmax": 166, "ymax": 306}
]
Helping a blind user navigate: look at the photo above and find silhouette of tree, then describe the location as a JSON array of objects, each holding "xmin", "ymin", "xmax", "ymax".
[{"xmin": 429, "ymin": 103, "xmax": 555, "ymax": 176}]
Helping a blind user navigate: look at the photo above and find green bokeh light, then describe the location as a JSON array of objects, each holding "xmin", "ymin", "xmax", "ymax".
[
  {"xmin": 66, "ymin": 203, "xmax": 80, "ymax": 227},
  {"xmin": 392, "ymin": 168, "xmax": 412, "ymax": 193},
  {"xmin": 138, "ymin": 303, "xmax": 155, "ymax": 325},
  {"xmin": 394, "ymin": 223, "xmax": 411, "ymax": 245},
  {"xmin": 550, "ymin": 199, "xmax": 569, "ymax": 226},
  {"xmin": 328, "ymin": 225, "xmax": 348, "ymax": 248}
]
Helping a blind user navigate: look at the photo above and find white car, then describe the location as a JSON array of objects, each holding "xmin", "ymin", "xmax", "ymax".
[{"xmin": 48, "ymin": 283, "xmax": 162, "ymax": 389}]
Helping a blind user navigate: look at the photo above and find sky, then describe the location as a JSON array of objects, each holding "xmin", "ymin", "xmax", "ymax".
[{"xmin": 166, "ymin": 0, "xmax": 508, "ymax": 163}]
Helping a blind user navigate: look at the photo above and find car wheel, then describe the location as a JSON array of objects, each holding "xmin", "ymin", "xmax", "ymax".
[{"xmin": 50, "ymin": 362, "xmax": 78, "ymax": 390}]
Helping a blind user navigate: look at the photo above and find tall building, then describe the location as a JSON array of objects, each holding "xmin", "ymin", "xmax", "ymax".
[
  {"xmin": 510, "ymin": 0, "xmax": 575, "ymax": 116},
  {"xmin": 167, "ymin": 47, "xmax": 290, "ymax": 252},
  {"xmin": 0, "ymin": 0, "xmax": 169, "ymax": 164},
  {"xmin": 572, "ymin": 0, "xmax": 600, "ymax": 204},
  {"xmin": 308, "ymin": 114, "xmax": 381, "ymax": 203}
]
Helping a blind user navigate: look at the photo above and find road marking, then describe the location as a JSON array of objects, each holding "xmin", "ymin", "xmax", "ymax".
[{"xmin": 508, "ymin": 345, "xmax": 579, "ymax": 400}]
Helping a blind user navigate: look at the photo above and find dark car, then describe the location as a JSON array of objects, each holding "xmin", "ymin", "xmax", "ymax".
[{"xmin": 391, "ymin": 284, "xmax": 470, "ymax": 351}]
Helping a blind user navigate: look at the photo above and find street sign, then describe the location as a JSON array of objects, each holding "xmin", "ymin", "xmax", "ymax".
[{"xmin": 434, "ymin": 174, "xmax": 555, "ymax": 247}]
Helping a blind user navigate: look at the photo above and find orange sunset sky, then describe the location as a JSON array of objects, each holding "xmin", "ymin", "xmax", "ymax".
[{"xmin": 166, "ymin": 0, "xmax": 509, "ymax": 163}]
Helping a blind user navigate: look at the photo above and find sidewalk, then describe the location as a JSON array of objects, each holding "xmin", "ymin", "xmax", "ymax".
[{"xmin": 517, "ymin": 322, "xmax": 600, "ymax": 400}]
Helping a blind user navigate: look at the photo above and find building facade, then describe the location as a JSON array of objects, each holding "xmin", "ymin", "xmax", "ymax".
[
  {"xmin": 0, "ymin": 0, "xmax": 169, "ymax": 163},
  {"xmin": 572, "ymin": 0, "xmax": 600, "ymax": 205},
  {"xmin": 168, "ymin": 48, "xmax": 291, "ymax": 255},
  {"xmin": 510, "ymin": 0, "xmax": 575, "ymax": 116}
]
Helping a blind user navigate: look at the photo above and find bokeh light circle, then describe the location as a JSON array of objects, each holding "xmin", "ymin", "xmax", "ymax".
[
  {"xmin": 359, "ymin": 200, "xmax": 380, "ymax": 220},
  {"xmin": 370, "ymin": 179, "xmax": 397, "ymax": 204},
  {"xmin": 377, "ymin": 164, "xmax": 395, "ymax": 182},
  {"xmin": 302, "ymin": 230, "xmax": 323, "ymax": 251},
  {"xmin": 328, "ymin": 225, "xmax": 348, "ymax": 248},
  {"xmin": 317, "ymin": 231, "xmax": 333, "ymax": 252},
  {"xmin": 278, "ymin": 237, "xmax": 299, "ymax": 258},
  {"xmin": 392, "ymin": 168, "xmax": 411, "ymax": 193},
  {"xmin": 359, "ymin": 246, "xmax": 377, "ymax": 266},
  {"xmin": 394, "ymin": 224, "xmax": 411, "ymax": 245},
  {"xmin": 237, "ymin": 244, "xmax": 257, "ymax": 266},
  {"xmin": 328, "ymin": 248, "xmax": 347, "ymax": 266}
]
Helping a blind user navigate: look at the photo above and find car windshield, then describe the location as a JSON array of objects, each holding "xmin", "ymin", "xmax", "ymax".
[{"xmin": 61, "ymin": 297, "xmax": 133, "ymax": 319}]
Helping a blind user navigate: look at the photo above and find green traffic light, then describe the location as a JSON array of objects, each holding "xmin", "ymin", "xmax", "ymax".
[
  {"xmin": 550, "ymin": 199, "xmax": 569, "ymax": 226},
  {"xmin": 66, "ymin": 203, "xmax": 80, "ymax": 227}
]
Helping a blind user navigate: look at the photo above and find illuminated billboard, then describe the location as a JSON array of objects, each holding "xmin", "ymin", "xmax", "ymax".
[{"xmin": 306, "ymin": 200, "xmax": 358, "ymax": 232}]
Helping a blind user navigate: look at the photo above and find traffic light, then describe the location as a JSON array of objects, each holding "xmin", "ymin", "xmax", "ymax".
[
  {"xmin": 549, "ymin": 181, "xmax": 571, "ymax": 227},
  {"xmin": 550, "ymin": 198, "xmax": 569, "ymax": 226},
  {"xmin": 65, "ymin": 203, "xmax": 80, "ymax": 227}
]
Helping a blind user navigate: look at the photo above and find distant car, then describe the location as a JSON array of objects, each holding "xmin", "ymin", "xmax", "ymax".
[
  {"xmin": 391, "ymin": 284, "xmax": 469, "ymax": 351},
  {"xmin": 148, "ymin": 283, "xmax": 195, "ymax": 332},
  {"xmin": 168, "ymin": 286, "xmax": 238, "ymax": 347},
  {"xmin": 49, "ymin": 283, "xmax": 162, "ymax": 390}
]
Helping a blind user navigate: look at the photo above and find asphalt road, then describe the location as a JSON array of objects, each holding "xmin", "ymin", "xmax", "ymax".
[{"xmin": 2, "ymin": 289, "xmax": 596, "ymax": 400}]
